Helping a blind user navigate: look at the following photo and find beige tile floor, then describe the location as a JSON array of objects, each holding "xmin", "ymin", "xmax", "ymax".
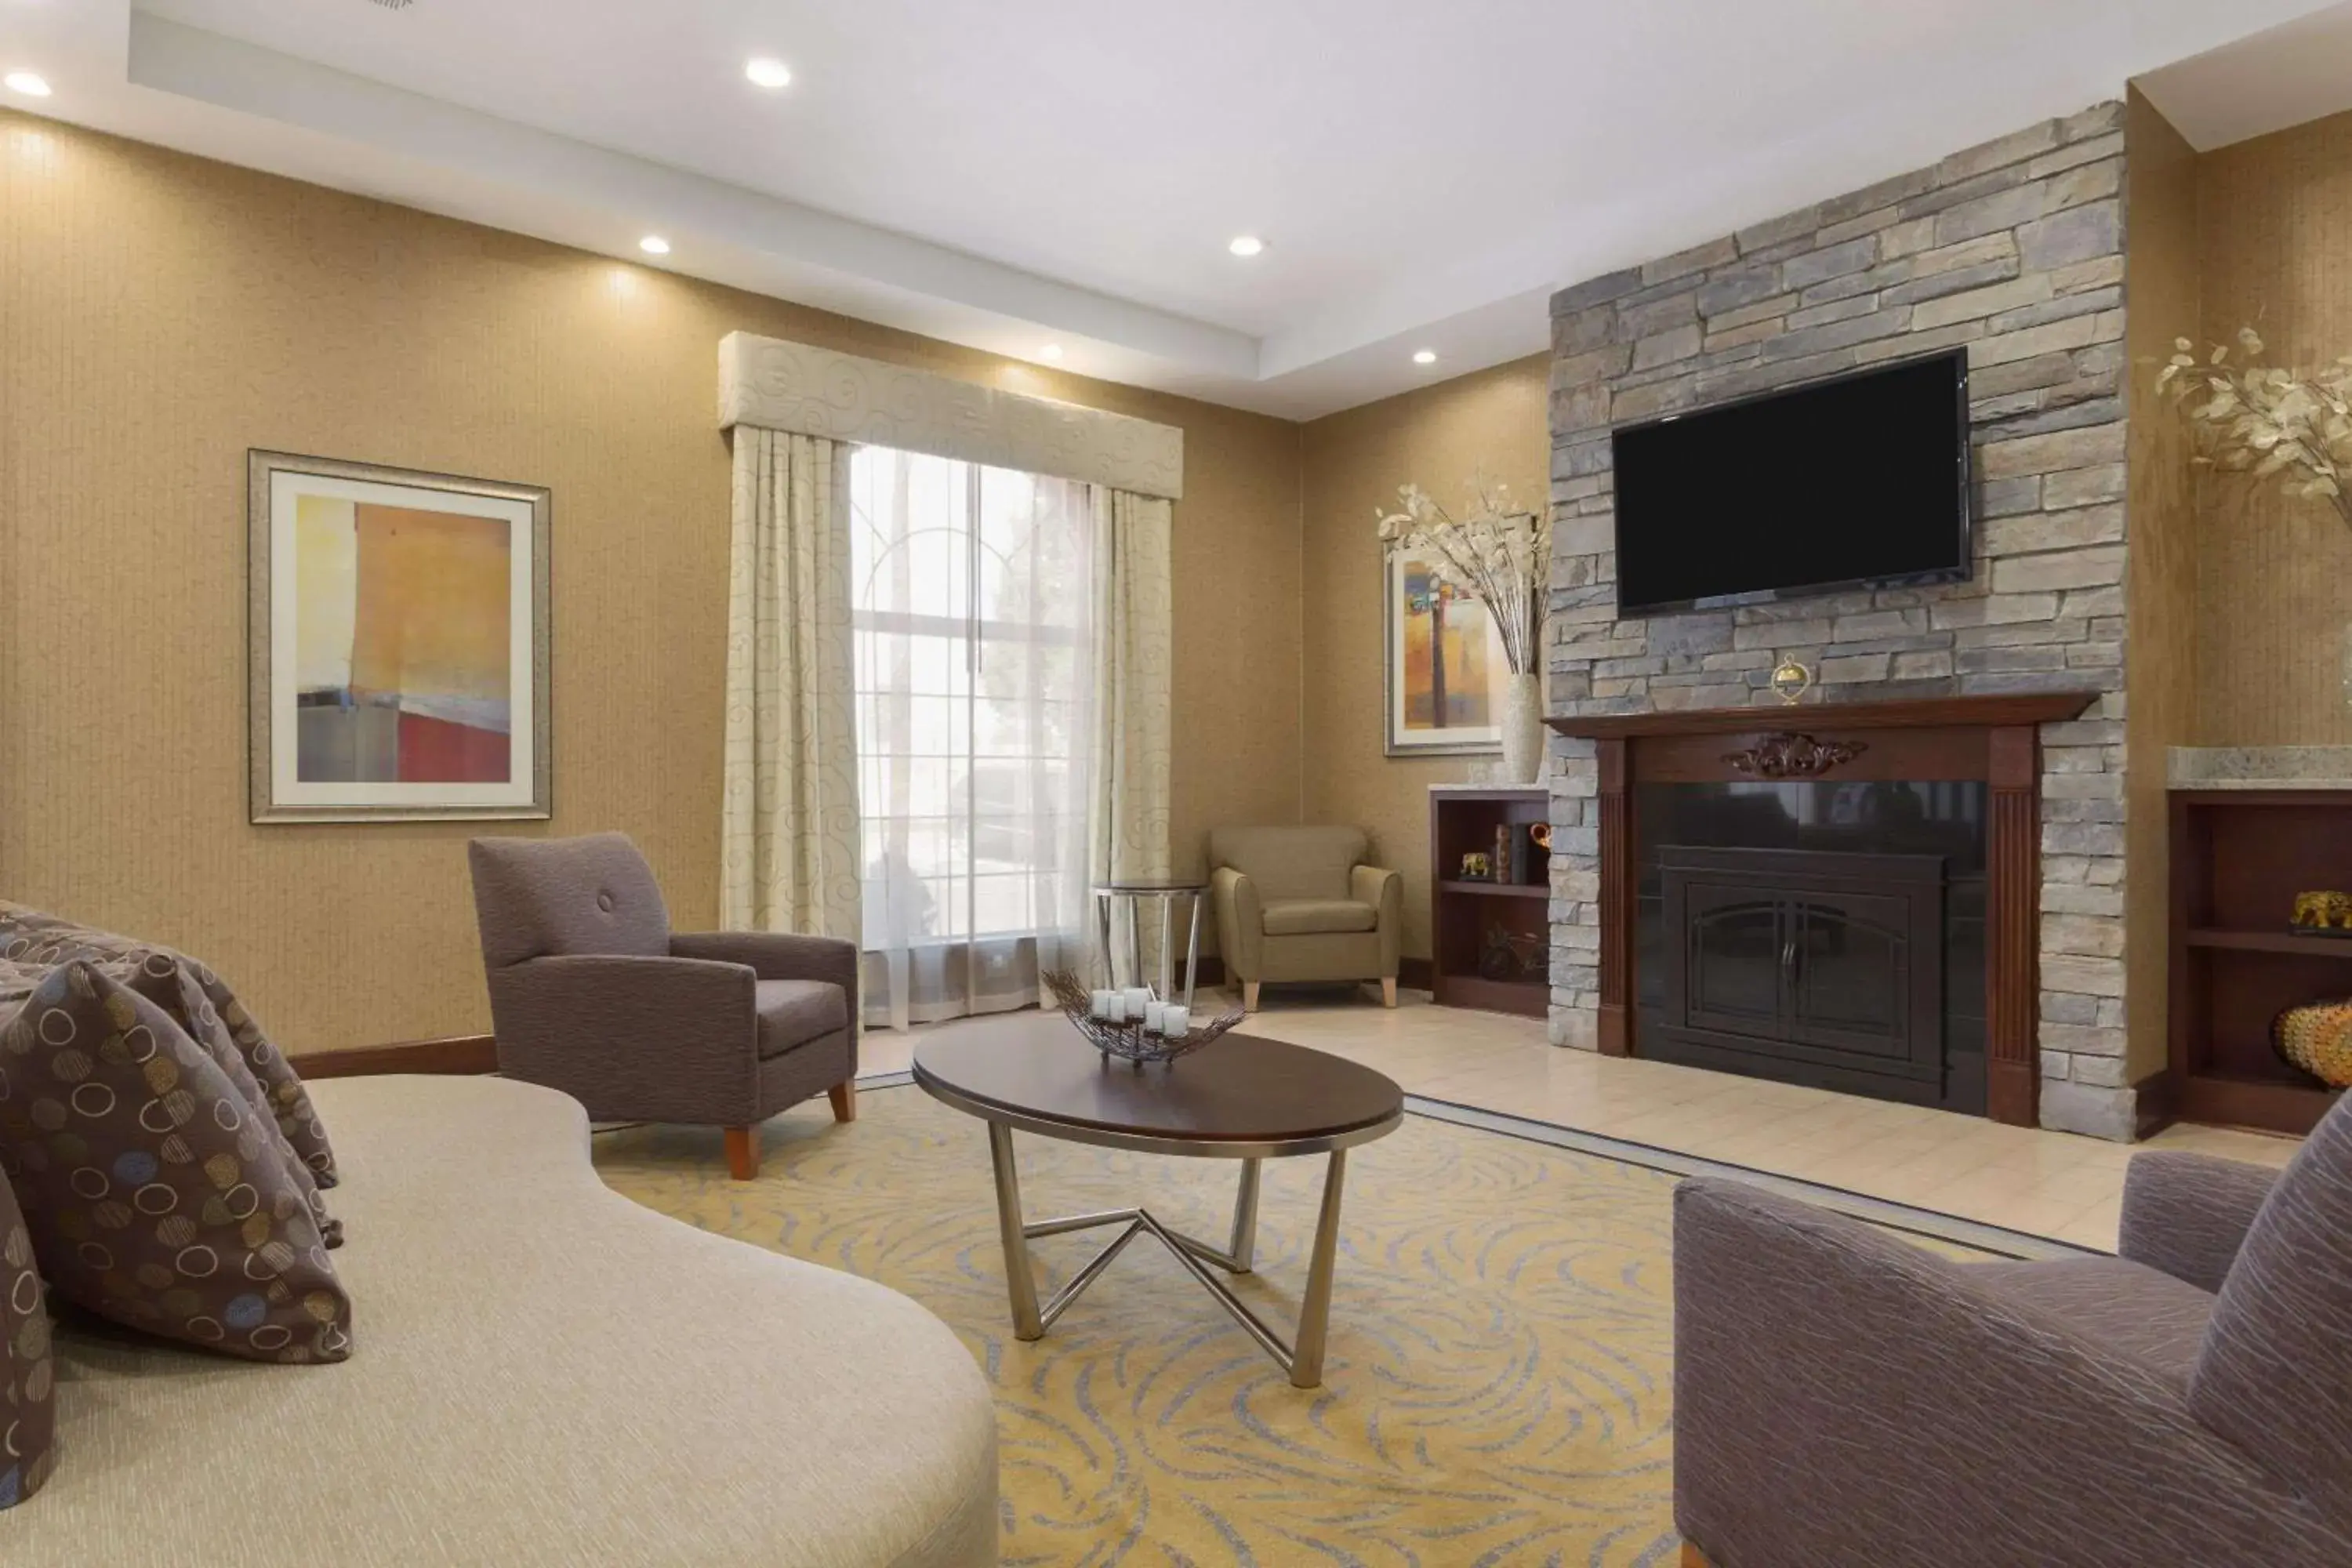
[{"xmin": 860, "ymin": 988, "xmax": 2303, "ymax": 1251}]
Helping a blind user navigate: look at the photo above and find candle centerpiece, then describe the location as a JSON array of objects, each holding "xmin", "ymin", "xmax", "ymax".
[{"xmin": 1047, "ymin": 970, "xmax": 1244, "ymax": 1066}]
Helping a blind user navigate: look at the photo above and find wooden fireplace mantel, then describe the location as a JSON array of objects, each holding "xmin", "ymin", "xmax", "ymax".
[
  {"xmin": 1544, "ymin": 690, "xmax": 2100, "ymax": 740},
  {"xmin": 1548, "ymin": 688, "xmax": 2101, "ymax": 1130}
]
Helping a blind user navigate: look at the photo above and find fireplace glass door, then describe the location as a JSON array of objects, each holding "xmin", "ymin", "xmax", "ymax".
[{"xmin": 1662, "ymin": 848, "xmax": 1947, "ymax": 1095}]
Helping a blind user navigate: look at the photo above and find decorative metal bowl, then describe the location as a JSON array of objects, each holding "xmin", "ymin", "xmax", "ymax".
[{"xmin": 1043, "ymin": 970, "xmax": 1246, "ymax": 1066}]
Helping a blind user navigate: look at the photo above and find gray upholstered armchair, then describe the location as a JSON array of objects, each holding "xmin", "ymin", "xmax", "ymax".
[
  {"xmin": 467, "ymin": 833, "xmax": 858, "ymax": 1180},
  {"xmin": 1671, "ymin": 1095, "xmax": 2352, "ymax": 1567},
  {"xmin": 1208, "ymin": 826, "xmax": 1402, "ymax": 1012}
]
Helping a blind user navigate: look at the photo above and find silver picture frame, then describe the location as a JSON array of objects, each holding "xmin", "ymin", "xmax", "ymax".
[{"xmin": 248, "ymin": 449, "xmax": 552, "ymax": 823}]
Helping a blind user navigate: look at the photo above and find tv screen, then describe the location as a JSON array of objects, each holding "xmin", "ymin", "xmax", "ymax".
[{"xmin": 1610, "ymin": 348, "xmax": 1972, "ymax": 615}]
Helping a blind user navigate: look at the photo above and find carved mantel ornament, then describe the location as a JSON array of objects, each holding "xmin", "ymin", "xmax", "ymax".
[{"xmin": 1722, "ymin": 732, "xmax": 1868, "ymax": 779}]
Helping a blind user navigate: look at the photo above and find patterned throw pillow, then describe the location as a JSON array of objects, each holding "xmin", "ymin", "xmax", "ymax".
[
  {"xmin": 0, "ymin": 960, "xmax": 352, "ymax": 1364},
  {"xmin": 0, "ymin": 949, "xmax": 341, "ymax": 1250},
  {"xmin": 1, "ymin": 1190, "xmax": 56, "ymax": 1508},
  {"xmin": 0, "ymin": 905, "xmax": 337, "ymax": 1187},
  {"xmin": 93, "ymin": 954, "xmax": 341, "ymax": 1249}
]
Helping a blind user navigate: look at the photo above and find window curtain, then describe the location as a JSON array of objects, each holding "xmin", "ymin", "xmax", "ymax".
[
  {"xmin": 1087, "ymin": 485, "xmax": 1174, "ymax": 985},
  {"xmin": 715, "ymin": 335, "xmax": 1180, "ymax": 1030},
  {"xmin": 719, "ymin": 428, "xmax": 862, "ymax": 943}
]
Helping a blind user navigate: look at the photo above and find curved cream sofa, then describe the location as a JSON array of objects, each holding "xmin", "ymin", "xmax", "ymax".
[{"xmin": 14, "ymin": 1075, "xmax": 999, "ymax": 1567}]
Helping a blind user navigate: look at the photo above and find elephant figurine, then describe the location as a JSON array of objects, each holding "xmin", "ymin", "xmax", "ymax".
[{"xmin": 2292, "ymin": 891, "xmax": 2352, "ymax": 933}]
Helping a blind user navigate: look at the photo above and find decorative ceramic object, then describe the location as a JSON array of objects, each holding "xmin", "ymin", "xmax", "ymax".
[
  {"xmin": 1500, "ymin": 671, "xmax": 1546, "ymax": 785},
  {"xmin": 2274, "ymin": 1000, "xmax": 2352, "ymax": 1087},
  {"xmin": 2291, "ymin": 890, "xmax": 2352, "ymax": 936}
]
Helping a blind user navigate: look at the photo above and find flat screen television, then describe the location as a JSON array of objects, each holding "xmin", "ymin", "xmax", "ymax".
[{"xmin": 1610, "ymin": 347, "xmax": 1972, "ymax": 616}]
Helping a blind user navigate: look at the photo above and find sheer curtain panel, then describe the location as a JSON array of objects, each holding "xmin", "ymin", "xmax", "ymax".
[{"xmin": 852, "ymin": 448, "xmax": 1098, "ymax": 1029}]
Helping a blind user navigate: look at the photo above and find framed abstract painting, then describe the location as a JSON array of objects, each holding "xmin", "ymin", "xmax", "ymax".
[
  {"xmin": 1384, "ymin": 549, "xmax": 1504, "ymax": 757},
  {"xmin": 248, "ymin": 451, "xmax": 550, "ymax": 822}
]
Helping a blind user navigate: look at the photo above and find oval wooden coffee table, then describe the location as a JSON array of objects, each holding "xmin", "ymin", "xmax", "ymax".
[{"xmin": 913, "ymin": 1016, "xmax": 1403, "ymax": 1388}]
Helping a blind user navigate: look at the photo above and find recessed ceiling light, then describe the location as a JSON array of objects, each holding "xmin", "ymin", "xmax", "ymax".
[
  {"xmin": 1228, "ymin": 235, "xmax": 1265, "ymax": 258},
  {"xmin": 638, "ymin": 234, "xmax": 672, "ymax": 256},
  {"xmin": 4, "ymin": 71, "xmax": 52, "ymax": 98},
  {"xmin": 1038, "ymin": 344, "xmax": 1064, "ymax": 362},
  {"xmin": 746, "ymin": 57, "xmax": 792, "ymax": 89},
  {"xmin": 1413, "ymin": 348, "xmax": 1438, "ymax": 365}
]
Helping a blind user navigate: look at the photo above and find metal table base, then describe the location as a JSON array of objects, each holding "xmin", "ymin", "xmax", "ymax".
[{"xmin": 985, "ymin": 1122, "xmax": 1348, "ymax": 1388}]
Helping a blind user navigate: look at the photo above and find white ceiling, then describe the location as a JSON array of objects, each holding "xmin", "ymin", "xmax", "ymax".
[{"xmin": 3, "ymin": 0, "xmax": 2348, "ymax": 419}]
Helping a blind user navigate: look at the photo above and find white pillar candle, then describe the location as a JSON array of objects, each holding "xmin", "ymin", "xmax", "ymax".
[
  {"xmin": 1143, "ymin": 1001, "xmax": 1166, "ymax": 1033},
  {"xmin": 1089, "ymin": 989, "xmax": 1113, "ymax": 1020},
  {"xmin": 1122, "ymin": 987, "xmax": 1152, "ymax": 1017},
  {"xmin": 1161, "ymin": 1005, "xmax": 1189, "ymax": 1037},
  {"xmin": 1104, "ymin": 993, "xmax": 1127, "ymax": 1023}
]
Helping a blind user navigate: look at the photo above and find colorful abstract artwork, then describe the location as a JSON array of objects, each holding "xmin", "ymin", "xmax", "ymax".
[
  {"xmin": 251, "ymin": 452, "xmax": 550, "ymax": 822},
  {"xmin": 1385, "ymin": 550, "xmax": 1503, "ymax": 756}
]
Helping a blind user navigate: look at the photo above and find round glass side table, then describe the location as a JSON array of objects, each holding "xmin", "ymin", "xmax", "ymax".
[{"xmin": 1092, "ymin": 878, "xmax": 1211, "ymax": 1011}]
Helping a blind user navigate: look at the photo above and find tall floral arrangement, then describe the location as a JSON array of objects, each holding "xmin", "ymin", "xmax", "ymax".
[
  {"xmin": 1374, "ymin": 473, "xmax": 1550, "ymax": 675},
  {"xmin": 2158, "ymin": 326, "xmax": 2352, "ymax": 528}
]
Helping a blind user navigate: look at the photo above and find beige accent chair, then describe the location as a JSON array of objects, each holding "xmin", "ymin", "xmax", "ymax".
[{"xmin": 1209, "ymin": 826, "xmax": 1403, "ymax": 1011}]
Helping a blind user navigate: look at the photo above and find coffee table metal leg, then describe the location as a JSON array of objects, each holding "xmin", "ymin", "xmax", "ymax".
[
  {"xmin": 1289, "ymin": 1149, "xmax": 1348, "ymax": 1388},
  {"xmin": 986, "ymin": 1141, "xmax": 1350, "ymax": 1388},
  {"xmin": 1228, "ymin": 1157, "xmax": 1261, "ymax": 1273},
  {"xmin": 987, "ymin": 1122, "xmax": 1044, "ymax": 1340}
]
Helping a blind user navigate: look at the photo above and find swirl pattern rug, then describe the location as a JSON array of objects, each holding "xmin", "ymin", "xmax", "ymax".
[{"xmin": 594, "ymin": 1084, "xmax": 1968, "ymax": 1566}]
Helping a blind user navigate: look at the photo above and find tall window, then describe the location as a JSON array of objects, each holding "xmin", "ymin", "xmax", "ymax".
[{"xmin": 850, "ymin": 445, "xmax": 1094, "ymax": 1026}]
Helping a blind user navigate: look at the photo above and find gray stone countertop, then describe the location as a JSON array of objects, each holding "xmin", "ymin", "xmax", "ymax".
[{"xmin": 2169, "ymin": 746, "xmax": 2352, "ymax": 790}]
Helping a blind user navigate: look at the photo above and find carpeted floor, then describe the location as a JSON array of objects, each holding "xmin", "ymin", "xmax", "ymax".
[{"xmin": 593, "ymin": 1083, "xmax": 1972, "ymax": 1567}]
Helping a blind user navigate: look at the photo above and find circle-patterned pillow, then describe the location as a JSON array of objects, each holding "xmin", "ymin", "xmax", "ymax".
[
  {"xmin": 0, "ymin": 960, "xmax": 352, "ymax": 1365},
  {"xmin": 0, "ymin": 906, "xmax": 339, "ymax": 1188},
  {"xmin": 0, "ymin": 1203, "xmax": 55, "ymax": 1508},
  {"xmin": 88, "ymin": 951, "xmax": 343, "ymax": 1250}
]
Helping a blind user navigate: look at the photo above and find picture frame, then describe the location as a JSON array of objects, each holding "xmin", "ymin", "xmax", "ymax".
[
  {"xmin": 1383, "ymin": 548, "xmax": 1504, "ymax": 757},
  {"xmin": 248, "ymin": 450, "xmax": 551, "ymax": 823}
]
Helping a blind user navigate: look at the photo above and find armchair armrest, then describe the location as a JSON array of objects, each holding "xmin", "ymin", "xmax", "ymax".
[
  {"xmin": 2118, "ymin": 1151, "xmax": 2281, "ymax": 1294},
  {"xmin": 670, "ymin": 929, "xmax": 858, "ymax": 1001},
  {"xmin": 488, "ymin": 954, "xmax": 757, "ymax": 1125},
  {"xmin": 1209, "ymin": 866, "xmax": 1264, "ymax": 984},
  {"xmin": 1351, "ymin": 864, "xmax": 1403, "ymax": 979},
  {"xmin": 1672, "ymin": 1178, "xmax": 2310, "ymax": 1566}
]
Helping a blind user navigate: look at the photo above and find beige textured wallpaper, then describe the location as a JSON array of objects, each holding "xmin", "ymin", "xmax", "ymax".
[
  {"xmin": 2122, "ymin": 89, "xmax": 2204, "ymax": 1087},
  {"xmin": 1298, "ymin": 356, "xmax": 1552, "ymax": 962},
  {"xmin": 0, "ymin": 111, "xmax": 1301, "ymax": 1052},
  {"xmin": 2193, "ymin": 107, "xmax": 2352, "ymax": 744}
]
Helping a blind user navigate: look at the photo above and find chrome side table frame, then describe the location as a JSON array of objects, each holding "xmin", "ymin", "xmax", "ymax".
[
  {"xmin": 985, "ymin": 1123, "xmax": 1355, "ymax": 1388},
  {"xmin": 1091, "ymin": 880, "xmax": 1209, "ymax": 1011}
]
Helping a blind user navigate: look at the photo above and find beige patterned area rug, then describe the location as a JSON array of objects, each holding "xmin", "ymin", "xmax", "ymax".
[{"xmin": 593, "ymin": 1083, "xmax": 1964, "ymax": 1566}]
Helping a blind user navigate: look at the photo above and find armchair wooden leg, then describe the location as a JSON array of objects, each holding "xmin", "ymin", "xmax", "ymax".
[
  {"xmin": 828, "ymin": 1080, "xmax": 857, "ymax": 1123},
  {"xmin": 1680, "ymin": 1544, "xmax": 1709, "ymax": 1567},
  {"xmin": 1381, "ymin": 978, "xmax": 1398, "ymax": 1008},
  {"xmin": 1243, "ymin": 981, "xmax": 1261, "ymax": 1013},
  {"xmin": 724, "ymin": 1126, "xmax": 759, "ymax": 1181}
]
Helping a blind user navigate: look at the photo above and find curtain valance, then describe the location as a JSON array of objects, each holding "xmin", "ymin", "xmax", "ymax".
[{"xmin": 718, "ymin": 332, "xmax": 1185, "ymax": 501}]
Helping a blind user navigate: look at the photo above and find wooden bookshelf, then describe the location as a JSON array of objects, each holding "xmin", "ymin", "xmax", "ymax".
[
  {"xmin": 1429, "ymin": 788, "xmax": 1551, "ymax": 1018},
  {"xmin": 2168, "ymin": 790, "xmax": 2352, "ymax": 1134}
]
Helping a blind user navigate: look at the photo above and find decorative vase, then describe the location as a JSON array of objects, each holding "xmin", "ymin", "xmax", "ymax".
[{"xmin": 1500, "ymin": 670, "xmax": 1545, "ymax": 786}]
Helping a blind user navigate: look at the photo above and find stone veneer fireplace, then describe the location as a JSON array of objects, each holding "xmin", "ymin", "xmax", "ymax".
[{"xmin": 1541, "ymin": 103, "xmax": 2137, "ymax": 1138}]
